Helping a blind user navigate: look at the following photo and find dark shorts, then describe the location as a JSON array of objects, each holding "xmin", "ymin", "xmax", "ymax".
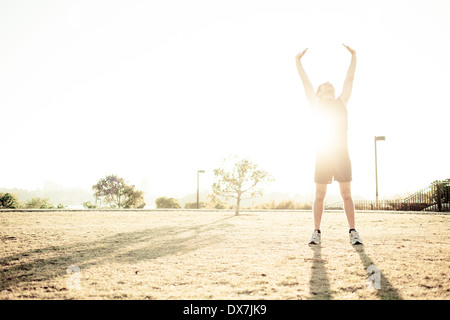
[{"xmin": 314, "ymin": 148, "xmax": 352, "ymax": 184}]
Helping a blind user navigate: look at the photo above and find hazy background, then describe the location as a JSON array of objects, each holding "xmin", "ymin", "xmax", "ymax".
[{"xmin": 1, "ymin": 0, "xmax": 449, "ymax": 206}]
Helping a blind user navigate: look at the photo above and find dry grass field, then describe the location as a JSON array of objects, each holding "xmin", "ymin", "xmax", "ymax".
[{"xmin": 0, "ymin": 210, "xmax": 449, "ymax": 300}]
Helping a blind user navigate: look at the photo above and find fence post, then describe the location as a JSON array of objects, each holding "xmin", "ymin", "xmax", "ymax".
[{"xmin": 437, "ymin": 183, "xmax": 442, "ymax": 212}]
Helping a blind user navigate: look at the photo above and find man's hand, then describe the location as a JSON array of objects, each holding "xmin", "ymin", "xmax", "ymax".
[
  {"xmin": 340, "ymin": 44, "xmax": 357, "ymax": 106},
  {"xmin": 296, "ymin": 48, "xmax": 308, "ymax": 61},
  {"xmin": 295, "ymin": 48, "xmax": 316, "ymax": 106},
  {"xmin": 343, "ymin": 44, "xmax": 356, "ymax": 55}
]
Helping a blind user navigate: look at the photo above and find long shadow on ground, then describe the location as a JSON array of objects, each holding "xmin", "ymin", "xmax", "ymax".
[
  {"xmin": 307, "ymin": 244, "xmax": 403, "ymax": 300},
  {"xmin": 0, "ymin": 215, "xmax": 235, "ymax": 292},
  {"xmin": 308, "ymin": 244, "xmax": 333, "ymax": 300},
  {"xmin": 353, "ymin": 245, "xmax": 403, "ymax": 300}
]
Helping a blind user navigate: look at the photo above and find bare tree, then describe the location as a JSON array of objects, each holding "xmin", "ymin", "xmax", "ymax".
[{"xmin": 212, "ymin": 156, "xmax": 274, "ymax": 215}]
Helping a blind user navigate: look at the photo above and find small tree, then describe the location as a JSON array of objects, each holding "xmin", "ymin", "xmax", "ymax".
[
  {"xmin": 212, "ymin": 156, "xmax": 274, "ymax": 215},
  {"xmin": 0, "ymin": 193, "xmax": 19, "ymax": 209},
  {"xmin": 122, "ymin": 186, "xmax": 146, "ymax": 209},
  {"xmin": 155, "ymin": 197, "xmax": 181, "ymax": 209},
  {"xmin": 92, "ymin": 174, "xmax": 146, "ymax": 209}
]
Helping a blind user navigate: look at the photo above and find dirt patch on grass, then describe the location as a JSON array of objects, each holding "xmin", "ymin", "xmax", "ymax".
[{"xmin": 0, "ymin": 210, "xmax": 449, "ymax": 299}]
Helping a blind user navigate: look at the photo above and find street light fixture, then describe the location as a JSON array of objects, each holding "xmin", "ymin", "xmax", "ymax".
[
  {"xmin": 374, "ymin": 136, "xmax": 386, "ymax": 201},
  {"xmin": 197, "ymin": 170, "xmax": 205, "ymax": 209}
]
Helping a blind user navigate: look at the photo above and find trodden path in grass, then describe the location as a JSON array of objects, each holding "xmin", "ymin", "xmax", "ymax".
[{"xmin": 0, "ymin": 210, "xmax": 449, "ymax": 299}]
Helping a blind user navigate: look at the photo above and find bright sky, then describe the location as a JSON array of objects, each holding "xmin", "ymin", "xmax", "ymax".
[{"xmin": 1, "ymin": 0, "xmax": 449, "ymax": 200}]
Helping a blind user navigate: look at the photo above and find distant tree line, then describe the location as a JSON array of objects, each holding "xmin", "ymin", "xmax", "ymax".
[
  {"xmin": 0, "ymin": 193, "xmax": 64, "ymax": 209},
  {"xmin": 253, "ymin": 200, "xmax": 312, "ymax": 210},
  {"xmin": 1, "ymin": 186, "xmax": 93, "ymax": 207},
  {"xmin": 91, "ymin": 156, "xmax": 274, "ymax": 214},
  {"xmin": 1, "ymin": 156, "xmax": 276, "ymax": 213}
]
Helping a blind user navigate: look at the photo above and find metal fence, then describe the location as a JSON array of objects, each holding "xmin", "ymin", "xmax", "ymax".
[{"xmin": 325, "ymin": 180, "xmax": 450, "ymax": 212}]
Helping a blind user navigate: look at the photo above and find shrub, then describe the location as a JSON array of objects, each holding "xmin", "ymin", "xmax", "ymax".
[
  {"xmin": 155, "ymin": 197, "xmax": 181, "ymax": 209},
  {"xmin": 82, "ymin": 201, "xmax": 97, "ymax": 209},
  {"xmin": 184, "ymin": 202, "xmax": 206, "ymax": 209},
  {"xmin": 25, "ymin": 197, "xmax": 55, "ymax": 209},
  {"xmin": 0, "ymin": 193, "xmax": 19, "ymax": 209}
]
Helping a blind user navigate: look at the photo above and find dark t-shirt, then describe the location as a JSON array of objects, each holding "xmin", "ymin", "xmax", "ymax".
[
  {"xmin": 313, "ymin": 97, "xmax": 352, "ymax": 183},
  {"xmin": 314, "ymin": 97, "xmax": 348, "ymax": 153}
]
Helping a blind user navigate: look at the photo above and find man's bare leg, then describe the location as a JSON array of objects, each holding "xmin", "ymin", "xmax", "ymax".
[
  {"xmin": 313, "ymin": 183, "xmax": 328, "ymax": 230},
  {"xmin": 339, "ymin": 182, "xmax": 355, "ymax": 229}
]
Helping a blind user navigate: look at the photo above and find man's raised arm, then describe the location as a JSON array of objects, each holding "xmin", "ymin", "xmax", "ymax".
[
  {"xmin": 339, "ymin": 44, "xmax": 357, "ymax": 106},
  {"xmin": 296, "ymin": 49, "xmax": 317, "ymax": 106}
]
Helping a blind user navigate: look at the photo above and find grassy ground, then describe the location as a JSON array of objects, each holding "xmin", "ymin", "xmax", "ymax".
[{"xmin": 0, "ymin": 210, "xmax": 449, "ymax": 300}]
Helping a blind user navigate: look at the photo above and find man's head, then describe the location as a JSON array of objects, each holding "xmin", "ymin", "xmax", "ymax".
[{"xmin": 316, "ymin": 82, "xmax": 335, "ymax": 100}]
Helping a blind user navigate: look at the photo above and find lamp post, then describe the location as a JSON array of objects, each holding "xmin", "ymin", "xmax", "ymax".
[
  {"xmin": 197, "ymin": 170, "xmax": 205, "ymax": 209},
  {"xmin": 374, "ymin": 136, "xmax": 386, "ymax": 201}
]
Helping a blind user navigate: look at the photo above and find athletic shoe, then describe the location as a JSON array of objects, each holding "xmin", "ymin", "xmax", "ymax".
[
  {"xmin": 349, "ymin": 230, "xmax": 363, "ymax": 245},
  {"xmin": 309, "ymin": 230, "xmax": 321, "ymax": 245}
]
